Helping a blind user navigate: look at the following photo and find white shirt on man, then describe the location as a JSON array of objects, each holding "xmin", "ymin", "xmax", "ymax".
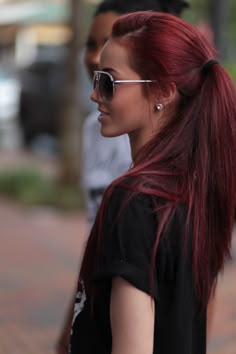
[{"xmin": 81, "ymin": 110, "xmax": 132, "ymax": 231}]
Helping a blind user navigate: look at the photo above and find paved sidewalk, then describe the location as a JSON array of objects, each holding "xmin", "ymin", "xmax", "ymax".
[
  {"xmin": 0, "ymin": 200, "xmax": 87, "ymax": 354},
  {"xmin": 0, "ymin": 199, "xmax": 236, "ymax": 354}
]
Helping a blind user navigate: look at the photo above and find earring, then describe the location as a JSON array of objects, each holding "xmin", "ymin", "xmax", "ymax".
[{"xmin": 156, "ymin": 103, "xmax": 163, "ymax": 111}]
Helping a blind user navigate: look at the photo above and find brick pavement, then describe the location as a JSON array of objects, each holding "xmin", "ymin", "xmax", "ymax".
[{"xmin": 0, "ymin": 199, "xmax": 236, "ymax": 354}]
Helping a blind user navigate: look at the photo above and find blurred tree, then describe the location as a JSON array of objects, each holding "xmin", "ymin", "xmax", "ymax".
[
  {"xmin": 59, "ymin": 0, "xmax": 84, "ymax": 185},
  {"xmin": 209, "ymin": 0, "xmax": 228, "ymax": 59},
  {"xmin": 227, "ymin": 0, "xmax": 236, "ymax": 58}
]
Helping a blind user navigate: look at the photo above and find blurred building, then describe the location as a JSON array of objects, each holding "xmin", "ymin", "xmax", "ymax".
[{"xmin": 0, "ymin": 0, "xmax": 93, "ymax": 151}]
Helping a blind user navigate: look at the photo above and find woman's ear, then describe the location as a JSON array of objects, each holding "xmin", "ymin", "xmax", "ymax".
[
  {"xmin": 152, "ymin": 82, "xmax": 177, "ymax": 113},
  {"xmin": 161, "ymin": 82, "xmax": 177, "ymax": 106}
]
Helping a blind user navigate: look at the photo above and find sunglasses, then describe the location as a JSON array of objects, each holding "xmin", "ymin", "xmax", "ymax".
[{"xmin": 93, "ymin": 70, "xmax": 156, "ymax": 102}]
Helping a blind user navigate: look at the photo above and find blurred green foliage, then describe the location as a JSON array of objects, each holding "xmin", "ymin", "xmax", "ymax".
[
  {"xmin": 186, "ymin": 0, "xmax": 236, "ymax": 52},
  {"xmin": 224, "ymin": 62, "xmax": 236, "ymax": 83},
  {"xmin": 184, "ymin": 0, "xmax": 208, "ymax": 23},
  {"xmin": 184, "ymin": 0, "xmax": 236, "ymax": 80},
  {"xmin": 0, "ymin": 167, "xmax": 84, "ymax": 210}
]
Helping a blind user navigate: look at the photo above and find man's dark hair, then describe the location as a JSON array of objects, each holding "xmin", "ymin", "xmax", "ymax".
[{"xmin": 95, "ymin": 0, "xmax": 189, "ymax": 17}]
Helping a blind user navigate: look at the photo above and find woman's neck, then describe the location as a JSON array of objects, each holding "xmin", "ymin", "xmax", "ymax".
[{"xmin": 128, "ymin": 128, "xmax": 153, "ymax": 162}]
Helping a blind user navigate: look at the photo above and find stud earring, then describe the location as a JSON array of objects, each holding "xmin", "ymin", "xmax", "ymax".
[{"xmin": 156, "ymin": 103, "xmax": 163, "ymax": 111}]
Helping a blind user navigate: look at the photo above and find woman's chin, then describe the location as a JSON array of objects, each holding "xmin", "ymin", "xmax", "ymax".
[{"xmin": 100, "ymin": 127, "xmax": 120, "ymax": 138}]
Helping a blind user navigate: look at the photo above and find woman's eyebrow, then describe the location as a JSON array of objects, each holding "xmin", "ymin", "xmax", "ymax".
[{"xmin": 99, "ymin": 67, "xmax": 119, "ymax": 74}]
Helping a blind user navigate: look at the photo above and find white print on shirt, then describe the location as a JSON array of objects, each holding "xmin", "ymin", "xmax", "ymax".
[
  {"xmin": 72, "ymin": 279, "xmax": 86, "ymax": 326},
  {"xmin": 69, "ymin": 280, "xmax": 87, "ymax": 354}
]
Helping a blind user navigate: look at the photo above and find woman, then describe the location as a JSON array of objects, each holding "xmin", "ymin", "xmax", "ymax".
[
  {"xmin": 56, "ymin": 2, "xmax": 188, "ymax": 353},
  {"xmin": 70, "ymin": 11, "xmax": 236, "ymax": 354}
]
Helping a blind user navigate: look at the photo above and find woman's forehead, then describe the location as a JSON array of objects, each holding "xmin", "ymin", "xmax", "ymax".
[
  {"xmin": 99, "ymin": 39, "xmax": 140, "ymax": 79},
  {"xmin": 100, "ymin": 39, "xmax": 128, "ymax": 67}
]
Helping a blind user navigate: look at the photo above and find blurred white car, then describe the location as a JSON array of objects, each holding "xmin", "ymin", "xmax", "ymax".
[
  {"xmin": 0, "ymin": 68, "xmax": 22, "ymax": 149},
  {"xmin": 0, "ymin": 69, "xmax": 21, "ymax": 121}
]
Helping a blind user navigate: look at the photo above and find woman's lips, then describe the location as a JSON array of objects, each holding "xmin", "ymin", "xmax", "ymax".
[{"xmin": 98, "ymin": 109, "xmax": 110, "ymax": 122}]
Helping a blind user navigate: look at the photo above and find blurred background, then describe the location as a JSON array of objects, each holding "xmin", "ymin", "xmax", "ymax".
[
  {"xmin": 0, "ymin": 1, "xmax": 235, "ymax": 353},
  {"xmin": 0, "ymin": 0, "xmax": 235, "ymax": 194}
]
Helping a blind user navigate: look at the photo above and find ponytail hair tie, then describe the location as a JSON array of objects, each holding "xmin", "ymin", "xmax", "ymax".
[{"xmin": 202, "ymin": 59, "xmax": 219, "ymax": 75}]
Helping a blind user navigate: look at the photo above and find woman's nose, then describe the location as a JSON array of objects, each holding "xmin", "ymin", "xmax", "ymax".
[{"xmin": 90, "ymin": 87, "xmax": 100, "ymax": 103}]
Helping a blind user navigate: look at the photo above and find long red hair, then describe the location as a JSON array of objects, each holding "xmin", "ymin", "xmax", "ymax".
[{"xmin": 81, "ymin": 12, "xmax": 236, "ymax": 307}]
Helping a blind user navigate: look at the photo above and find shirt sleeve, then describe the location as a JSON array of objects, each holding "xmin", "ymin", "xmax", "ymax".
[{"xmin": 94, "ymin": 187, "xmax": 159, "ymax": 300}]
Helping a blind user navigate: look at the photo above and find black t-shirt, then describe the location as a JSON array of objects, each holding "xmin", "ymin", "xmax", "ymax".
[{"xmin": 70, "ymin": 186, "xmax": 206, "ymax": 354}]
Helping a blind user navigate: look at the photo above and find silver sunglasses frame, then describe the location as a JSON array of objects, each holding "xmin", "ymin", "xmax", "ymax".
[{"xmin": 93, "ymin": 70, "xmax": 156, "ymax": 101}]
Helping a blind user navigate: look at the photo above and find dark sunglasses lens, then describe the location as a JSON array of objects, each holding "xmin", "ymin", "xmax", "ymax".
[{"xmin": 99, "ymin": 73, "xmax": 113, "ymax": 101}]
